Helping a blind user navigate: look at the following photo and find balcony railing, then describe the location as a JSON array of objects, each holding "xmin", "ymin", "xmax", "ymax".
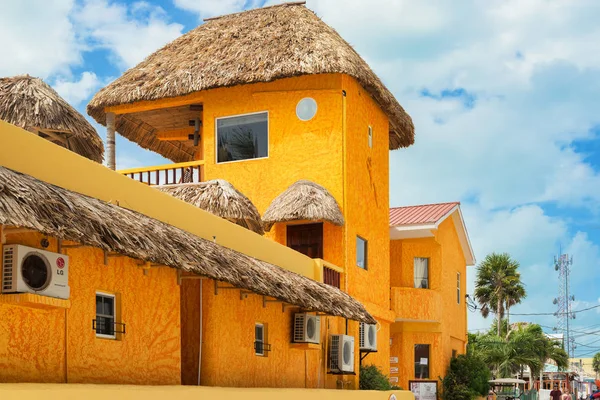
[
  {"xmin": 117, "ymin": 160, "xmax": 205, "ymax": 186},
  {"xmin": 313, "ymin": 259, "xmax": 343, "ymax": 289}
]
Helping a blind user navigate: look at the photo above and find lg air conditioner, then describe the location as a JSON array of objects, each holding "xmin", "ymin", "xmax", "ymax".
[
  {"xmin": 2, "ymin": 244, "xmax": 70, "ymax": 299},
  {"xmin": 359, "ymin": 322, "xmax": 378, "ymax": 351},
  {"xmin": 330, "ymin": 334, "xmax": 355, "ymax": 373},
  {"xmin": 293, "ymin": 313, "xmax": 320, "ymax": 344}
]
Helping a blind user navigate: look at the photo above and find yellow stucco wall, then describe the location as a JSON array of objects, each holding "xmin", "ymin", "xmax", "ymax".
[
  {"xmin": 0, "ymin": 384, "xmax": 415, "ymax": 400},
  {"xmin": 389, "ymin": 214, "xmax": 468, "ymax": 389},
  {"xmin": 0, "ymin": 233, "xmax": 181, "ymax": 384}
]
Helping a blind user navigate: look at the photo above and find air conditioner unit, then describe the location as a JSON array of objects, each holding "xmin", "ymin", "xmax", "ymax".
[
  {"xmin": 2, "ymin": 244, "xmax": 70, "ymax": 299},
  {"xmin": 293, "ymin": 313, "xmax": 320, "ymax": 344},
  {"xmin": 330, "ymin": 334, "xmax": 354, "ymax": 373},
  {"xmin": 359, "ymin": 322, "xmax": 377, "ymax": 351}
]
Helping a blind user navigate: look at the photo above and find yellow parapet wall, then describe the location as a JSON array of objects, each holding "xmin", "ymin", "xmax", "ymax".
[
  {"xmin": 0, "ymin": 120, "xmax": 315, "ymax": 279},
  {"xmin": 0, "ymin": 384, "xmax": 414, "ymax": 400}
]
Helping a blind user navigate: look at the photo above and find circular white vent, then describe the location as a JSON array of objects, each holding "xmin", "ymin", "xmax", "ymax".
[
  {"xmin": 307, "ymin": 317, "xmax": 316, "ymax": 339},
  {"xmin": 296, "ymin": 97, "xmax": 317, "ymax": 121},
  {"xmin": 21, "ymin": 253, "xmax": 51, "ymax": 291},
  {"xmin": 368, "ymin": 325, "xmax": 376, "ymax": 345},
  {"xmin": 343, "ymin": 340, "xmax": 352, "ymax": 365}
]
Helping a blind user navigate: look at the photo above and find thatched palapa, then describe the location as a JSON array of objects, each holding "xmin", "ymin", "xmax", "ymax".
[
  {"xmin": 0, "ymin": 166, "xmax": 375, "ymax": 324},
  {"xmin": 0, "ymin": 75, "xmax": 104, "ymax": 163},
  {"xmin": 158, "ymin": 180, "xmax": 264, "ymax": 235},
  {"xmin": 262, "ymin": 180, "xmax": 344, "ymax": 232},
  {"xmin": 87, "ymin": 2, "xmax": 414, "ymax": 162}
]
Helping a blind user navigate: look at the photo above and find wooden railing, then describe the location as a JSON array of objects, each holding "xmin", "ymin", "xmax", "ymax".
[
  {"xmin": 313, "ymin": 259, "xmax": 343, "ymax": 289},
  {"xmin": 117, "ymin": 160, "xmax": 205, "ymax": 186}
]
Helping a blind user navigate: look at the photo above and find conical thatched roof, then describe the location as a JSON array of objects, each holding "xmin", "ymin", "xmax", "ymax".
[
  {"xmin": 158, "ymin": 180, "xmax": 264, "ymax": 235},
  {"xmin": 87, "ymin": 2, "xmax": 414, "ymax": 162},
  {"xmin": 0, "ymin": 75, "xmax": 104, "ymax": 163},
  {"xmin": 0, "ymin": 166, "xmax": 375, "ymax": 324},
  {"xmin": 262, "ymin": 180, "xmax": 344, "ymax": 231}
]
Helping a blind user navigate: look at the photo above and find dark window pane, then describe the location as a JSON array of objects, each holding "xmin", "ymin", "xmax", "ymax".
[
  {"xmin": 217, "ymin": 113, "xmax": 268, "ymax": 163},
  {"xmin": 96, "ymin": 295, "xmax": 102, "ymax": 314},
  {"xmin": 414, "ymin": 344, "xmax": 430, "ymax": 379},
  {"xmin": 103, "ymin": 297, "xmax": 114, "ymax": 316}
]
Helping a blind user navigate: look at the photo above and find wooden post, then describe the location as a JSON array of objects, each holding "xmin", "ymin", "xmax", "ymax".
[{"xmin": 106, "ymin": 112, "xmax": 116, "ymax": 170}]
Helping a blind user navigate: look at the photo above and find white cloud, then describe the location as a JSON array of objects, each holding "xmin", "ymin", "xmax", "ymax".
[
  {"xmin": 173, "ymin": 0, "xmax": 263, "ymax": 19},
  {"xmin": 73, "ymin": 0, "xmax": 185, "ymax": 69},
  {"xmin": 0, "ymin": 0, "xmax": 82, "ymax": 78},
  {"xmin": 52, "ymin": 72, "xmax": 102, "ymax": 106}
]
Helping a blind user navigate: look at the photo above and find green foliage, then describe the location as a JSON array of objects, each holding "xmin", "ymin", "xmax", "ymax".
[
  {"xmin": 593, "ymin": 353, "xmax": 600, "ymax": 374},
  {"xmin": 441, "ymin": 354, "xmax": 491, "ymax": 400},
  {"xmin": 474, "ymin": 252, "xmax": 525, "ymax": 336},
  {"xmin": 359, "ymin": 364, "xmax": 395, "ymax": 391}
]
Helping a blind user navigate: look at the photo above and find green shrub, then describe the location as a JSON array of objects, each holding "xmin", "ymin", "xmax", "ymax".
[
  {"xmin": 360, "ymin": 364, "xmax": 395, "ymax": 390},
  {"xmin": 441, "ymin": 354, "xmax": 491, "ymax": 400}
]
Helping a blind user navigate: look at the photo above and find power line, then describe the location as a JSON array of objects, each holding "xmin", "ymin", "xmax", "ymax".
[{"xmin": 467, "ymin": 300, "xmax": 600, "ymax": 317}]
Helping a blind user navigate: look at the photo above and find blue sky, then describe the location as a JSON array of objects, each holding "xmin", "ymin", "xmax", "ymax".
[{"xmin": 3, "ymin": 0, "xmax": 600, "ymax": 358}]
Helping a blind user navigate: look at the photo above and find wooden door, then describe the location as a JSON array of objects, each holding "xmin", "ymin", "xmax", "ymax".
[{"xmin": 286, "ymin": 223, "xmax": 323, "ymax": 259}]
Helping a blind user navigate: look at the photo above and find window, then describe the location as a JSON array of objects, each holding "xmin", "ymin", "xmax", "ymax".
[
  {"xmin": 368, "ymin": 126, "xmax": 373, "ymax": 148},
  {"xmin": 452, "ymin": 349, "xmax": 457, "ymax": 359},
  {"xmin": 356, "ymin": 236, "xmax": 367, "ymax": 269},
  {"xmin": 96, "ymin": 292, "xmax": 116, "ymax": 339},
  {"xmin": 287, "ymin": 223, "xmax": 323, "ymax": 259},
  {"xmin": 414, "ymin": 258, "xmax": 429, "ymax": 289},
  {"xmin": 457, "ymin": 272, "xmax": 461, "ymax": 304},
  {"xmin": 216, "ymin": 112, "xmax": 268, "ymax": 163},
  {"xmin": 255, "ymin": 323, "xmax": 266, "ymax": 356},
  {"xmin": 414, "ymin": 344, "xmax": 430, "ymax": 379}
]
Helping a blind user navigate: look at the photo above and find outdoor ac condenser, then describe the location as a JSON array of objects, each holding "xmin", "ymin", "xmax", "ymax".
[
  {"xmin": 330, "ymin": 334, "xmax": 355, "ymax": 373},
  {"xmin": 2, "ymin": 244, "xmax": 70, "ymax": 299},
  {"xmin": 293, "ymin": 313, "xmax": 320, "ymax": 344},
  {"xmin": 359, "ymin": 322, "xmax": 378, "ymax": 351}
]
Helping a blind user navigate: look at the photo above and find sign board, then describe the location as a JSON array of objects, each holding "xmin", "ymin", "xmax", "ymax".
[
  {"xmin": 410, "ymin": 380, "xmax": 437, "ymax": 400},
  {"xmin": 390, "ymin": 367, "xmax": 399, "ymax": 374},
  {"xmin": 390, "ymin": 357, "xmax": 398, "ymax": 364},
  {"xmin": 389, "ymin": 377, "xmax": 399, "ymax": 383}
]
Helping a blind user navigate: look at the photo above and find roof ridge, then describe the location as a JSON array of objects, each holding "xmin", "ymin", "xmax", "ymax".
[
  {"xmin": 203, "ymin": 1, "xmax": 307, "ymax": 22},
  {"xmin": 390, "ymin": 201, "xmax": 460, "ymax": 210}
]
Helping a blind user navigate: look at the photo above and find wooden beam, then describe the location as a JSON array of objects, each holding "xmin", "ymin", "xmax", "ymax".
[
  {"xmin": 0, "ymin": 225, "xmax": 4, "ymax": 245},
  {"xmin": 156, "ymin": 128, "xmax": 195, "ymax": 141},
  {"xmin": 2, "ymin": 227, "xmax": 37, "ymax": 235},
  {"xmin": 39, "ymin": 129, "xmax": 69, "ymax": 145}
]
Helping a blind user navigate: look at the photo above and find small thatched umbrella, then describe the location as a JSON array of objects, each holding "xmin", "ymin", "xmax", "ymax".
[
  {"xmin": 0, "ymin": 75, "xmax": 104, "ymax": 163},
  {"xmin": 158, "ymin": 180, "xmax": 264, "ymax": 235},
  {"xmin": 262, "ymin": 180, "xmax": 344, "ymax": 232}
]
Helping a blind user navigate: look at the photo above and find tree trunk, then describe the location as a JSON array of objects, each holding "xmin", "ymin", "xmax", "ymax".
[{"xmin": 497, "ymin": 297, "xmax": 502, "ymax": 336}]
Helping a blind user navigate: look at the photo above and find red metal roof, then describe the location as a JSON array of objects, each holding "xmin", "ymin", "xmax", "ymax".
[{"xmin": 389, "ymin": 202, "xmax": 459, "ymax": 227}]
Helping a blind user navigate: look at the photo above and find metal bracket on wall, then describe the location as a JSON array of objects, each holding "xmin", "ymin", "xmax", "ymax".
[
  {"xmin": 240, "ymin": 290, "xmax": 252, "ymax": 300},
  {"xmin": 262, "ymin": 296, "xmax": 282, "ymax": 308},
  {"xmin": 213, "ymin": 280, "xmax": 241, "ymax": 295}
]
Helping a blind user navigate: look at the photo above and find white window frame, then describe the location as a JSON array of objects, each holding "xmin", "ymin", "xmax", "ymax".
[
  {"xmin": 457, "ymin": 272, "xmax": 461, "ymax": 304},
  {"xmin": 368, "ymin": 126, "xmax": 373, "ymax": 148},
  {"xmin": 96, "ymin": 291, "xmax": 116, "ymax": 340},
  {"xmin": 215, "ymin": 111, "xmax": 269, "ymax": 165},
  {"xmin": 255, "ymin": 323, "xmax": 265, "ymax": 356}
]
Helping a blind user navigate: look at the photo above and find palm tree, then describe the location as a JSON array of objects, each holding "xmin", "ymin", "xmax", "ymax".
[
  {"xmin": 474, "ymin": 253, "xmax": 525, "ymax": 336},
  {"xmin": 593, "ymin": 352, "xmax": 600, "ymax": 378}
]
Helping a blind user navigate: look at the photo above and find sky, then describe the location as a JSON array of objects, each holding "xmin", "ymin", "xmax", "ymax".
[{"xmin": 3, "ymin": 0, "xmax": 600, "ymax": 358}]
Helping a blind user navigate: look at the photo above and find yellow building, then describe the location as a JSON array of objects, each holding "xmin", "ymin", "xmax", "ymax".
[
  {"xmin": 0, "ymin": 0, "xmax": 473, "ymax": 393},
  {"xmin": 388, "ymin": 202, "xmax": 475, "ymax": 390}
]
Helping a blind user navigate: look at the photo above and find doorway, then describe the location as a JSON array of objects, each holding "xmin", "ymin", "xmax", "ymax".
[{"xmin": 286, "ymin": 223, "xmax": 323, "ymax": 259}]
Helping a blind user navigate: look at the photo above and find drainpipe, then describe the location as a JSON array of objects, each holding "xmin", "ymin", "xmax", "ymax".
[
  {"xmin": 106, "ymin": 112, "xmax": 116, "ymax": 170},
  {"xmin": 197, "ymin": 278, "xmax": 204, "ymax": 386}
]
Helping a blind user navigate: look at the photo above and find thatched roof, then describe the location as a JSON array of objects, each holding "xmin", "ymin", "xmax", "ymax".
[
  {"xmin": 87, "ymin": 2, "xmax": 414, "ymax": 162},
  {"xmin": 0, "ymin": 166, "xmax": 374, "ymax": 324},
  {"xmin": 0, "ymin": 75, "xmax": 104, "ymax": 163},
  {"xmin": 262, "ymin": 180, "xmax": 344, "ymax": 231},
  {"xmin": 158, "ymin": 180, "xmax": 264, "ymax": 235}
]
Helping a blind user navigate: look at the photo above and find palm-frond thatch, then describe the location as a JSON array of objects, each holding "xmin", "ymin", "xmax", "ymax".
[
  {"xmin": 158, "ymin": 180, "xmax": 264, "ymax": 235},
  {"xmin": 262, "ymin": 180, "xmax": 344, "ymax": 232},
  {"xmin": 0, "ymin": 75, "xmax": 104, "ymax": 163},
  {"xmin": 87, "ymin": 2, "xmax": 414, "ymax": 162},
  {"xmin": 0, "ymin": 166, "xmax": 374, "ymax": 324}
]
